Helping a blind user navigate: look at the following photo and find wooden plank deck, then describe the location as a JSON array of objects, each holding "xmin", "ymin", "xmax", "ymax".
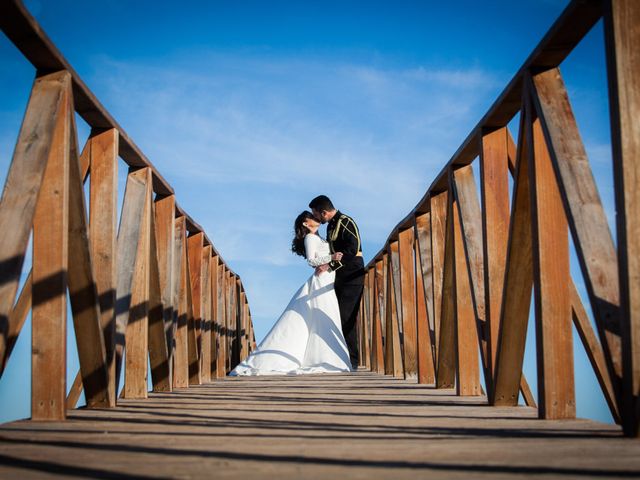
[{"xmin": 0, "ymin": 371, "xmax": 638, "ymax": 479}]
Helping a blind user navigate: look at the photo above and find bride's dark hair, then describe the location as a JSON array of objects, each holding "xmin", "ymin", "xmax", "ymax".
[{"xmin": 291, "ymin": 211, "xmax": 316, "ymax": 257}]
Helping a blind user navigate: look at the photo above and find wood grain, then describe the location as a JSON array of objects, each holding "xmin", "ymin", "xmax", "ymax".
[
  {"xmin": 492, "ymin": 103, "xmax": 534, "ymax": 407},
  {"xmin": 530, "ymin": 111, "xmax": 575, "ymax": 419},
  {"xmin": 480, "ymin": 127, "xmax": 510, "ymax": 378},
  {"xmin": 398, "ymin": 228, "xmax": 418, "ymax": 379},
  {"xmin": 0, "ymin": 71, "xmax": 69, "ymax": 368},
  {"xmin": 31, "ymin": 72, "xmax": 70, "ymax": 421},
  {"xmin": 88, "ymin": 128, "xmax": 119, "ymax": 407}
]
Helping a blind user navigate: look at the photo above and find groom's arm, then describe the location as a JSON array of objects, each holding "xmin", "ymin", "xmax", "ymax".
[{"xmin": 337, "ymin": 216, "xmax": 361, "ymax": 262}]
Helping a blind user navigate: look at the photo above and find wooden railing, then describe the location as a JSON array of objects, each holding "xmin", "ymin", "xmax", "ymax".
[
  {"xmin": 0, "ymin": 0, "xmax": 256, "ymax": 421},
  {"xmin": 356, "ymin": 0, "xmax": 640, "ymax": 437}
]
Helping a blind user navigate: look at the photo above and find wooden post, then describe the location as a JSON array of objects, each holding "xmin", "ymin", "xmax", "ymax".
[
  {"xmin": 114, "ymin": 167, "xmax": 150, "ymax": 394},
  {"xmin": 210, "ymin": 255, "xmax": 219, "ymax": 378},
  {"xmin": 200, "ymin": 245, "xmax": 212, "ymax": 382},
  {"xmin": 453, "ymin": 164, "xmax": 490, "ymax": 393},
  {"xmin": 436, "ymin": 185, "xmax": 456, "ymax": 389},
  {"xmin": 67, "ymin": 109, "xmax": 111, "ymax": 408},
  {"xmin": 604, "ymin": 0, "xmax": 640, "ymax": 437},
  {"xmin": 386, "ymin": 245, "xmax": 403, "ymax": 377},
  {"xmin": 216, "ymin": 263, "xmax": 227, "ymax": 378},
  {"xmin": 89, "ymin": 128, "xmax": 119, "ymax": 407},
  {"xmin": 124, "ymin": 168, "xmax": 152, "ymax": 399},
  {"xmin": 453, "ymin": 197, "xmax": 481, "ymax": 396},
  {"xmin": 371, "ymin": 260, "xmax": 385, "ymax": 374},
  {"xmin": 173, "ymin": 216, "xmax": 189, "ymax": 388},
  {"xmin": 0, "ymin": 71, "xmax": 69, "ymax": 372},
  {"xmin": 430, "ymin": 190, "xmax": 448, "ymax": 359},
  {"xmin": 492, "ymin": 102, "xmax": 534, "ymax": 406},
  {"xmin": 148, "ymin": 198, "xmax": 170, "ymax": 392},
  {"xmin": 415, "ymin": 212, "xmax": 436, "ymax": 372},
  {"xmin": 186, "ymin": 232, "xmax": 203, "ymax": 385},
  {"xmin": 529, "ymin": 110, "xmax": 575, "ymax": 419},
  {"xmin": 361, "ymin": 271, "xmax": 372, "ymax": 370},
  {"xmin": 415, "ymin": 216, "xmax": 436, "ymax": 384},
  {"xmin": 154, "ymin": 195, "xmax": 175, "ymax": 384},
  {"xmin": 31, "ymin": 71, "xmax": 70, "ymax": 421},
  {"xmin": 398, "ymin": 228, "xmax": 418, "ymax": 379},
  {"xmin": 480, "ymin": 126, "xmax": 510, "ymax": 378}
]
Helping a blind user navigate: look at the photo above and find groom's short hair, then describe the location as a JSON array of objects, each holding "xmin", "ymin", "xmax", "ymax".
[{"xmin": 309, "ymin": 195, "xmax": 335, "ymax": 212}]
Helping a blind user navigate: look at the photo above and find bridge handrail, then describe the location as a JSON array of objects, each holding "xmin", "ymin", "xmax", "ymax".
[
  {"xmin": 0, "ymin": 0, "xmax": 256, "ymax": 420},
  {"xmin": 356, "ymin": 0, "xmax": 640, "ymax": 437}
]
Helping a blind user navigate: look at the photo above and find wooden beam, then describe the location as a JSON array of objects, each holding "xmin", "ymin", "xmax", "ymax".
[
  {"xmin": 436, "ymin": 185, "xmax": 456, "ymax": 389},
  {"xmin": 492, "ymin": 100, "xmax": 534, "ymax": 406},
  {"xmin": 66, "ymin": 370, "xmax": 83, "ymax": 410},
  {"xmin": 0, "ymin": 71, "xmax": 69, "ymax": 367},
  {"xmin": 530, "ymin": 67, "xmax": 622, "ymax": 411},
  {"xmin": 452, "ymin": 195, "xmax": 481, "ymax": 396},
  {"xmin": 414, "ymin": 221, "xmax": 436, "ymax": 385},
  {"xmin": 31, "ymin": 70, "xmax": 70, "ymax": 421},
  {"xmin": 216, "ymin": 265, "xmax": 228, "ymax": 377},
  {"xmin": 430, "ymin": 191, "xmax": 448, "ymax": 359},
  {"xmin": 480, "ymin": 126, "xmax": 511, "ymax": 378},
  {"xmin": 385, "ymin": 248, "xmax": 403, "ymax": 378},
  {"xmin": 114, "ymin": 167, "xmax": 150, "ymax": 394},
  {"xmin": 154, "ymin": 195, "xmax": 175, "ymax": 381},
  {"xmin": 453, "ymin": 164, "xmax": 491, "ymax": 393},
  {"xmin": 415, "ymin": 212, "xmax": 436, "ymax": 369},
  {"xmin": 398, "ymin": 228, "xmax": 418, "ymax": 379},
  {"xmin": 216, "ymin": 257, "xmax": 227, "ymax": 378},
  {"xmin": 88, "ymin": 128, "xmax": 118, "ymax": 407},
  {"xmin": 172, "ymin": 216, "xmax": 189, "ymax": 388},
  {"xmin": 604, "ymin": 0, "xmax": 640, "ymax": 434},
  {"xmin": 148, "ymin": 197, "xmax": 170, "ymax": 392},
  {"xmin": 124, "ymin": 168, "xmax": 152, "ymax": 400},
  {"xmin": 67, "ymin": 97, "xmax": 111, "ymax": 408},
  {"xmin": 186, "ymin": 232, "xmax": 203, "ymax": 385},
  {"xmin": 571, "ymin": 282, "xmax": 620, "ymax": 423},
  {"xmin": 210, "ymin": 255, "xmax": 219, "ymax": 378},
  {"xmin": 200, "ymin": 245, "xmax": 212, "ymax": 382},
  {"xmin": 529, "ymin": 106, "xmax": 575, "ymax": 419},
  {"xmin": 371, "ymin": 262, "xmax": 385, "ymax": 374},
  {"xmin": 0, "ymin": 272, "xmax": 31, "ymax": 377}
]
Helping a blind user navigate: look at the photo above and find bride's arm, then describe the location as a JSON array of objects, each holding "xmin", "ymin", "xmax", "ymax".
[{"xmin": 304, "ymin": 235, "xmax": 332, "ymax": 267}]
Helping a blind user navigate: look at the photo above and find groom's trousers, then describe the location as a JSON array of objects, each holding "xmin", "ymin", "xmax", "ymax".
[{"xmin": 334, "ymin": 257, "xmax": 365, "ymax": 368}]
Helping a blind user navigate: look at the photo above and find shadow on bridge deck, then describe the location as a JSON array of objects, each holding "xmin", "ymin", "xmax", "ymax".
[{"xmin": 0, "ymin": 371, "xmax": 638, "ymax": 479}]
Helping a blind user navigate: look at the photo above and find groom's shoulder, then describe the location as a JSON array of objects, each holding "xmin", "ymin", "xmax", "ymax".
[{"xmin": 337, "ymin": 212, "xmax": 358, "ymax": 226}]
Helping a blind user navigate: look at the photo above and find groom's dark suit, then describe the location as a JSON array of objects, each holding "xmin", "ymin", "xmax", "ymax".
[{"xmin": 327, "ymin": 211, "xmax": 365, "ymax": 368}]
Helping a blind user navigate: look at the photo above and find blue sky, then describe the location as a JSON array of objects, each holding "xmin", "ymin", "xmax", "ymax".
[{"xmin": 0, "ymin": 1, "xmax": 616, "ymax": 424}]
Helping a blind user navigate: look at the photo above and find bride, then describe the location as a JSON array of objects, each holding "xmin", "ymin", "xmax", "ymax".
[{"xmin": 230, "ymin": 211, "xmax": 352, "ymax": 375}]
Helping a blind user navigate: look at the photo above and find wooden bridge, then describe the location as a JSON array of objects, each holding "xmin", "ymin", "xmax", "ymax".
[{"xmin": 1, "ymin": 0, "xmax": 639, "ymax": 477}]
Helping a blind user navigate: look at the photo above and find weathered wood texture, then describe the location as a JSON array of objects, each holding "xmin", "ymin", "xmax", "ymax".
[
  {"xmin": 603, "ymin": 0, "xmax": 640, "ymax": 437},
  {"xmin": 398, "ymin": 228, "xmax": 418, "ymax": 379},
  {"xmin": 1, "ymin": 373, "xmax": 638, "ymax": 480},
  {"xmin": 529, "ymin": 109, "xmax": 575, "ymax": 419},
  {"xmin": 88, "ymin": 128, "xmax": 119, "ymax": 407},
  {"xmin": 31, "ymin": 71, "xmax": 70, "ymax": 421},
  {"xmin": 480, "ymin": 127, "xmax": 510, "ymax": 378},
  {"xmin": 492, "ymin": 105, "xmax": 534, "ymax": 406},
  {"xmin": 0, "ymin": 71, "xmax": 69, "ymax": 373},
  {"xmin": 0, "ymin": 2, "xmax": 254, "ymax": 424}
]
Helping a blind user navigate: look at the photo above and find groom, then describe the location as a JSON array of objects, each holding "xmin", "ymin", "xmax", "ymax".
[{"xmin": 309, "ymin": 195, "xmax": 364, "ymax": 370}]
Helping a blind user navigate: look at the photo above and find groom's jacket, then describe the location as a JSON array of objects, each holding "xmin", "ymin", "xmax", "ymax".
[{"xmin": 327, "ymin": 211, "xmax": 365, "ymax": 284}]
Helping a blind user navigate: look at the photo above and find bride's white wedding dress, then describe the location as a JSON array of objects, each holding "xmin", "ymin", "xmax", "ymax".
[{"xmin": 230, "ymin": 234, "xmax": 352, "ymax": 376}]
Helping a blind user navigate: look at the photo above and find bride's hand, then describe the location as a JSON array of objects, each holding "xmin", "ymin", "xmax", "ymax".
[
  {"xmin": 315, "ymin": 264, "xmax": 330, "ymax": 276},
  {"xmin": 331, "ymin": 252, "xmax": 343, "ymax": 261}
]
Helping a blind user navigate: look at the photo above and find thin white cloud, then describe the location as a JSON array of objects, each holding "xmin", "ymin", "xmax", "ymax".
[{"xmin": 79, "ymin": 50, "xmax": 502, "ymax": 339}]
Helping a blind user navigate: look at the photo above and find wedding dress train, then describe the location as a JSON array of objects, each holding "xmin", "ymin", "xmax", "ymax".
[{"xmin": 230, "ymin": 234, "xmax": 351, "ymax": 376}]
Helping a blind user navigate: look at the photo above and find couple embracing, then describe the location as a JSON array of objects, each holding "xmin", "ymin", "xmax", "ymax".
[{"xmin": 230, "ymin": 195, "xmax": 365, "ymax": 376}]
